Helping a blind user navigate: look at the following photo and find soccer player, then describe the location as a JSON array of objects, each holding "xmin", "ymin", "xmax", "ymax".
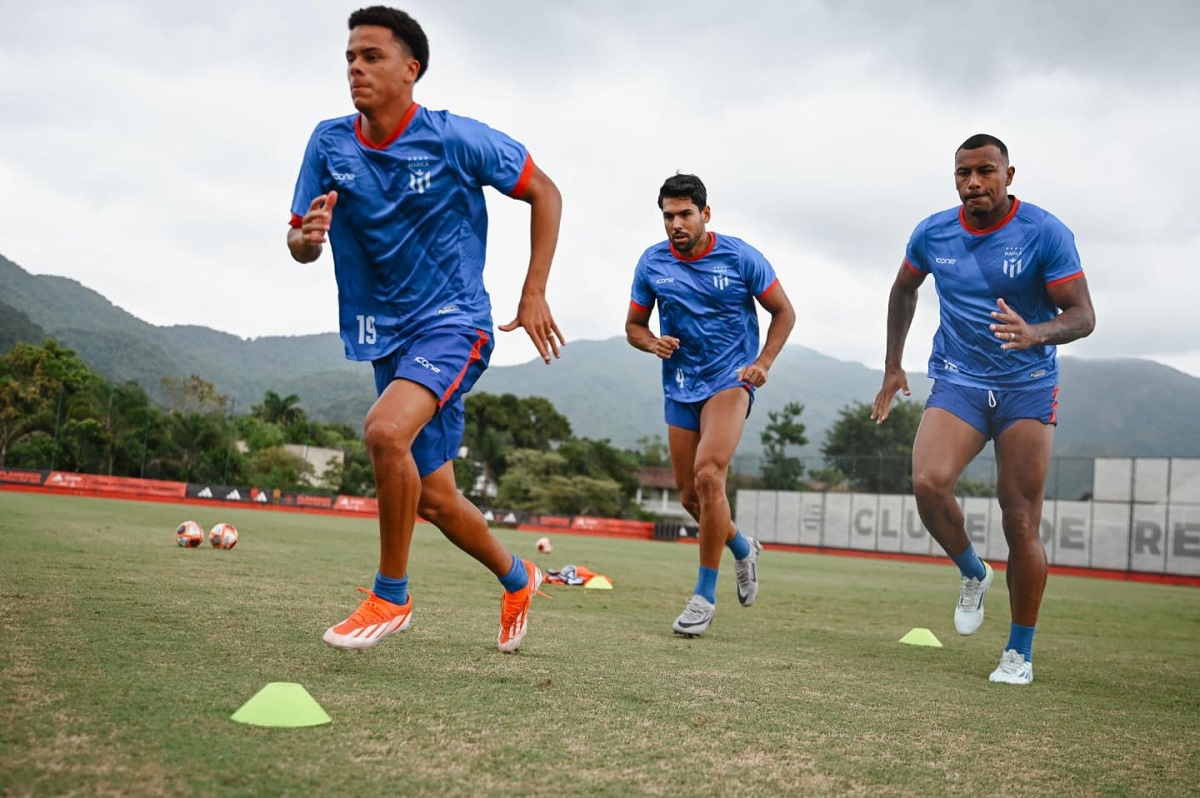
[
  {"xmin": 626, "ymin": 174, "xmax": 796, "ymax": 636},
  {"xmin": 287, "ymin": 6, "xmax": 564, "ymax": 653},
  {"xmin": 872, "ymin": 134, "xmax": 1096, "ymax": 684}
]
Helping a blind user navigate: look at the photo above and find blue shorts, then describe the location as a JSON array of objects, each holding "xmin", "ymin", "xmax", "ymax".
[
  {"xmin": 664, "ymin": 386, "xmax": 754, "ymax": 432},
  {"xmin": 372, "ymin": 326, "xmax": 493, "ymax": 477},
  {"xmin": 926, "ymin": 380, "xmax": 1058, "ymax": 438}
]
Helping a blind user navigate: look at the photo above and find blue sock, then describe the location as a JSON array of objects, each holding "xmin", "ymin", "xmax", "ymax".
[
  {"xmin": 694, "ymin": 566, "xmax": 719, "ymax": 604},
  {"xmin": 951, "ymin": 544, "xmax": 987, "ymax": 581},
  {"xmin": 727, "ymin": 529, "xmax": 752, "ymax": 560},
  {"xmin": 1006, "ymin": 623, "xmax": 1035, "ymax": 661},
  {"xmin": 498, "ymin": 554, "xmax": 529, "ymax": 593},
  {"xmin": 373, "ymin": 572, "xmax": 409, "ymax": 605}
]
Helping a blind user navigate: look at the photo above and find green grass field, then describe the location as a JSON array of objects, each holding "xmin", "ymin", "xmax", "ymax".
[{"xmin": 2, "ymin": 491, "xmax": 1197, "ymax": 797}]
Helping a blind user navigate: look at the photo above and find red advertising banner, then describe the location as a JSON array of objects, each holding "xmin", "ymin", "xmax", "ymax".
[
  {"xmin": 0, "ymin": 468, "xmax": 48, "ymax": 486},
  {"xmin": 333, "ymin": 495, "xmax": 379, "ymax": 515},
  {"xmin": 44, "ymin": 471, "xmax": 187, "ymax": 498},
  {"xmin": 526, "ymin": 514, "xmax": 573, "ymax": 528},
  {"xmin": 570, "ymin": 516, "xmax": 654, "ymax": 537}
]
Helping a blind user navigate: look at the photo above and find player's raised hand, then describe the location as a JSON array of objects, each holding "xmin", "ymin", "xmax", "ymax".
[
  {"xmin": 499, "ymin": 291, "xmax": 565, "ymax": 364},
  {"xmin": 651, "ymin": 335, "xmax": 680, "ymax": 360},
  {"xmin": 737, "ymin": 361, "xmax": 769, "ymax": 387},
  {"xmin": 871, "ymin": 366, "xmax": 910, "ymax": 425},
  {"xmin": 300, "ymin": 191, "xmax": 338, "ymax": 244},
  {"xmin": 990, "ymin": 298, "xmax": 1033, "ymax": 350}
]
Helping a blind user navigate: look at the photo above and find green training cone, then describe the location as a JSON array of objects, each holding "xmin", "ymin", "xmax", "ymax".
[
  {"xmin": 899, "ymin": 628, "xmax": 943, "ymax": 648},
  {"xmin": 231, "ymin": 682, "xmax": 332, "ymax": 727}
]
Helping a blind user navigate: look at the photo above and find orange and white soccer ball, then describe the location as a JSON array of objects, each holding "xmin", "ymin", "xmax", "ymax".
[
  {"xmin": 209, "ymin": 522, "xmax": 239, "ymax": 550},
  {"xmin": 535, "ymin": 536, "xmax": 553, "ymax": 554},
  {"xmin": 175, "ymin": 520, "xmax": 204, "ymax": 547}
]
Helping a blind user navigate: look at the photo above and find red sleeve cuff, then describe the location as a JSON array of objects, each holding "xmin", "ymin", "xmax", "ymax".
[
  {"xmin": 509, "ymin": 155, "xmax": 535, "ymax": 198},
  {"xmin": 1046, "ymin": 271, "xmax": 1084, "ymax": 287},
  {"xmin": 757, "ymin": 278, "xmax": 780, "ymax": 299}
]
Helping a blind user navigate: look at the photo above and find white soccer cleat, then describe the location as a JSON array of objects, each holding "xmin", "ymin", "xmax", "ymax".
[
  {"xmin": 734, "ymin": 537, "xmax": 764, "ymax": 607},
  {"xmin": 672, "ymin": 594, "xmax": 715, "ymax": 637},
  {"xmin": 954, "ymin": 561, "xmax": 994, "ymax": 635},
  {"xmin": 989, "ymin": 649, "xmax": 1034, "ymax": 685}
]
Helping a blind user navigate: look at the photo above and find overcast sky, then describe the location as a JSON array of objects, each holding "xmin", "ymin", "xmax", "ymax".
[{"xmin": 2, "ymin": 0, "xmax": 1198, "ymax": 379}]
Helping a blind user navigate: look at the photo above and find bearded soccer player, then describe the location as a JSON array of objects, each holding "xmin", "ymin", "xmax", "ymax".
[
  {"xmin": 287, "ymin": 6, "xmax": 564, "ymax": 653},
  {"xmin": 626, "ymin": 173, "xmax": 796, "ymax": 637},
  {"xmin": 872, "ymin": 134, "xmax": 1095, "ymax": 684}
]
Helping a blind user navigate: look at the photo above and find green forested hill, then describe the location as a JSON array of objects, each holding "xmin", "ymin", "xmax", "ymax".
[{"xmin": 4, "ymin": 253, "xmax": 1199, "ymax": 460}]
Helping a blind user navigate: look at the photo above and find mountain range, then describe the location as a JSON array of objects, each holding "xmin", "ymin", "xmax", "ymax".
[{"xmin": 4, "ymin": 252, "xmax": 1200, "ymax": 462}]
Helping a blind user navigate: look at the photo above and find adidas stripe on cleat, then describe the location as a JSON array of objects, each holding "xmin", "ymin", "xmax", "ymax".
[
  {"xmin": 323, "ymin": 588, "xmax": 412, "ymax": 651},
  {"xmin": 498, "ymin": 559, "xmax": 546, "ymax": 653}
]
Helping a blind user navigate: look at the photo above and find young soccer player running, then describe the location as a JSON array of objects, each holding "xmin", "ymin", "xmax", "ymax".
[
  {"xmin": 872, "ymin": 134, "xmax": 1095, "ymax": 684},
  {"xmin": 287, "ymin": 6, "xmax": 564, "ymax": 653},
  {"xmin": 626, "ymin": 174, "xmax": 796, "ymax": 636}
]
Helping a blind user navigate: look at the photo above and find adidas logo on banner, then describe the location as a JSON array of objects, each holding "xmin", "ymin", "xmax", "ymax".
[
  {"xmin": 503, "ymin": 512, "xmax": 517, "ymax": 523},
  {"xmin": 483, "ymin": 510, "xmax": 495, "ymax": 521},
  {"xmin": 198, "ymin": 487, "xmax": 213, "ymax": 498},
  {"xmin": 225, "ymin": 489, "xmax": 241, "ymax": 500},
  {"xmin": 255, "ymin": 492, "xmax": 268, "ymax": 503}
]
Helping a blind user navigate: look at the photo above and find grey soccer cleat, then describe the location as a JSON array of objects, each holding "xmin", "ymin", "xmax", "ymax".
[
  {"xmin": 734, "ymin": 537, "xmax": 764, "ymax": 607},
  {"xmin": 672, "ymin": 594, "xmax": 715, "ymax": 637}
]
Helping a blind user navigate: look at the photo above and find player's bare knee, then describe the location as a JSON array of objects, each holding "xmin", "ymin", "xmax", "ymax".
[
  {"xmin": 912, "ymin": 470, "xmax": 954, "ymax": 505},
  {"xmin": 1001, "ymin": 511, "xmax": 1042, "ymax": 546},
  {"xmin": 363, "ymin": 420, "xmax": 413, "ymax": 462},
  {"xmin": 694, "ymin": 465, "xmax": 727, "ymax": 504},
  {"xmin": 417, "ymin": 494, "xmax": 454, "ymax": 528}
]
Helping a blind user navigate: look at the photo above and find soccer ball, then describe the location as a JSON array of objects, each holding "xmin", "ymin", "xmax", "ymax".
[
  {"xmin": 209, "ymin": 522, "xmax": 239, "ymax": 550},
  {"xmin": 175, "ymin": 520, "xmax": 204, "ymax": 548},
  {"xmin": 535, "ymin": 536, "xmax": 553, "ymax": 554}
]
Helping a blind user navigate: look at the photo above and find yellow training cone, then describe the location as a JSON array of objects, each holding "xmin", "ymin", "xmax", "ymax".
[
  {"xmin": 899, "ymin": 628, "xmax": 943, "ymax": 648},
  {"xmin": 231, "ymin": 682, "xmax": 331, "ymax": 727},
  {"xmin": 584, "ymin": 575, "xmax": 613, "ymax": 590}
]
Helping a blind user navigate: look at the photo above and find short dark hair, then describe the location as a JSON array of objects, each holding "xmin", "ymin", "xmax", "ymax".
[
  {"xmin": 657, "ymin": 173, "xmax": 707, "ymax": 210},
  {"xmin": 957, "ymin": 133, "xmax": 1008, "ymax": 161},
  {"xmin": 349, "ymin": 6, "xmax": 429, "ymax": 81}
]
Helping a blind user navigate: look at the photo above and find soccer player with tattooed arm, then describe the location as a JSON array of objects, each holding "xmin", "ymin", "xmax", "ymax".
[{"xmin": 872, "ymin": 134, "xmax": 1095, "ymax": 684}]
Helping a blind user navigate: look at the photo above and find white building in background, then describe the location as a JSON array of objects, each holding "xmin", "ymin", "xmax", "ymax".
[{"xmin": 283, "ymin": 444, "xmax": 344, "ymax": 488}]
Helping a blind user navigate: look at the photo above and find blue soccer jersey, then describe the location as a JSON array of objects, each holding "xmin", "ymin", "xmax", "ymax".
[
  {"xmin": 904, "ymin": 198, "xmax": 1084, "ymax": 389},
  {"xmin": 630, "ymin": 233, "xmax": 780, "ymax": 402},
  {"xmin": 289, "ymin": 104, "xmax": 533, "ymax": 361}
]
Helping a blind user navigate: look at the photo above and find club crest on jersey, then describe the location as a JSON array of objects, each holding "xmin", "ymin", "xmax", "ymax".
[
  {"xmin": 406, "ymin": 158, "xmax": 434, "ymax": 194},
  {"xmin": 711, "ymin": 264, "xmax": 730, "ymax": 290},
  {"xmin": 1002, "ymin": 246, "xmax": 1025, "ymax": 278}
]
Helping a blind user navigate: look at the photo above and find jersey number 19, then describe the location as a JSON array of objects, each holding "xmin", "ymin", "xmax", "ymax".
[{"xmin": 356, "ymin": 314, "xmax": 377, "ymax": 345}]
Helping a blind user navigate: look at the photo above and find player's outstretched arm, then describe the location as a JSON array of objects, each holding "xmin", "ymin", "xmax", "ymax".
[
  {"xmin": 499, "ymin": 164, "xmax": 565, "ymax": 364},
  {"xmin": 873, "ymin": 262, "xmax": 925, "ymax": 424},
  {"xmin": 739, "ymin": 282, "xmax": 796, "ymax": 387},
  {"xmin": 287, "ymin": 192, "xmax": 338, "ymax": 264}
]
